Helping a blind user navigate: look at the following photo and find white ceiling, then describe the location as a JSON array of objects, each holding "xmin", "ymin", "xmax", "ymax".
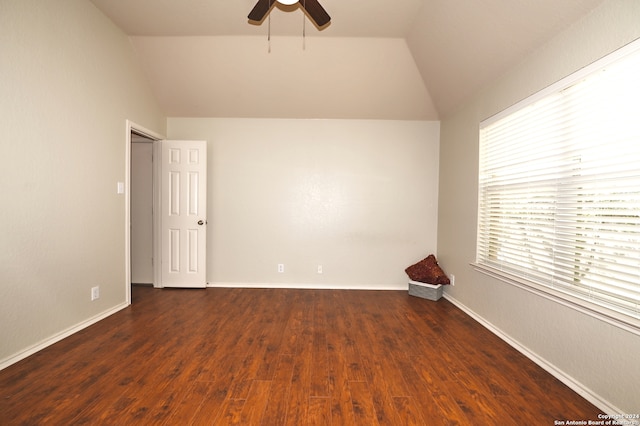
[{"xmin": 90, "ymin": 0, "xmax": 605, "ymax": 119}]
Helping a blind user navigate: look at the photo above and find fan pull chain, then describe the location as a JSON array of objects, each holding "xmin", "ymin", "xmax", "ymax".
[
  {"xmin": 268, "ymin": 10, "xmax": 272, "ymax": 53},
  {"xmin": 302, "ymin": 0, "xmax": 306, "ymax": 50}
]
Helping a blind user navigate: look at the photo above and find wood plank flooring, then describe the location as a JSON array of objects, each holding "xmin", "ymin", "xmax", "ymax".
[{"xmin": 0, "ymin": 286, "xmax": 601, "ymax": 425}]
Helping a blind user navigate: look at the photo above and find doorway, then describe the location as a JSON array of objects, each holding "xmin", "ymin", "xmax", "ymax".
[
  {"xmin": 126, "ymin": 120, "xmax": 163, "ymax": 304},
  {"xmin": 130, "ymin": 133, "xmax": 154, "ymax": 286},
  {"xmin": 125, "ymin": 121, "xmax": 209, "ymax": 302}
]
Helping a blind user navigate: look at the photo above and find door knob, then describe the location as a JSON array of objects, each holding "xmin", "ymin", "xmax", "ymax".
[{"xmin": 197, "ymin": 220, "xmax": 205, "ymax": 225}]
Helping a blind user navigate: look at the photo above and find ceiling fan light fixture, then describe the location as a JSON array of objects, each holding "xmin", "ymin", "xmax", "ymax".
[{"xmin": 248, "ymin": 0, "xmax": 330, "ymax": 27}]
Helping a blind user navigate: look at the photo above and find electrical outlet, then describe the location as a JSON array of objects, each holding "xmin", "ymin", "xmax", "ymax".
[
  {"xmin": 91, "ymin": 286, "xmax": 100, "ymax": 301},
  {"xmin": 450, "ymin": 274, "xmax": 455, "ymax": 286},
  {"xmin": 317, "ymin": 265, "xmax": 323, "ymax": 274},
  {"xmin": 277, "ymin": 264, "xmax": 284, "ymax": 273}
]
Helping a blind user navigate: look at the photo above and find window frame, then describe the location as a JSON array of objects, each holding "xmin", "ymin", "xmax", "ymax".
[{"xmin": 474, "ymin": 38, "xmax": 640, "ymax": 335}]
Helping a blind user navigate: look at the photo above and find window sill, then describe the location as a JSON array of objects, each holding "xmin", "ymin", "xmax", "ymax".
[{"xmin": 471, "ymin": 262, "xmax": 640, "ymax": 336}]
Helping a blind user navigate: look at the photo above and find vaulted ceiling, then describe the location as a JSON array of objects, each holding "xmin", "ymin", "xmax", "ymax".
[{"xmin": 90, "ymin": 0, "xmax": 604, "ymax": 120}]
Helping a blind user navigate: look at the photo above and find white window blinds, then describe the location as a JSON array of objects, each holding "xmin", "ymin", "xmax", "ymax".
[{"xmin": 477, "ymin": 39, "xmax": 640, "ymax": 328}]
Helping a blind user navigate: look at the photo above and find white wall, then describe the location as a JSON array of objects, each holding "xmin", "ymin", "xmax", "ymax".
[
  {"xmin": 131, "ymin": 142, "xmax": 154, "ymax": 284},
  {"xmin": 437, "ymin": 0, "xmax": 640, "ymax": 413},
  {"xmin": 131, "ymin": 36, "xmax": 439, "ymax": 121},
  {"xmin": 0, "ymin": 0, "xmax": 164, "ymax": 365},
  {"xmin": 168, "ymin": 118, "xmax": 440, "ymax": 289}
]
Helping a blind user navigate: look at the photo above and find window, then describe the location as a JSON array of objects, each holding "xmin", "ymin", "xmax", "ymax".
[{"xmin": 476, "ymin": 39, "xmax": 640, "ymax": 331}]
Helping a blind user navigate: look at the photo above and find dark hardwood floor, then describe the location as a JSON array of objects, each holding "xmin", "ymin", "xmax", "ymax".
[{"xmin": 1, "ymin": 286, "xmax": 601, "ymax": 425}]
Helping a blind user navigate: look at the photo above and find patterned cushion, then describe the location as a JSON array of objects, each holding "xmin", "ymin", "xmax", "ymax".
[{"xmin": 405, "ymin": 255, "xmax": 450, "ymax": 285}]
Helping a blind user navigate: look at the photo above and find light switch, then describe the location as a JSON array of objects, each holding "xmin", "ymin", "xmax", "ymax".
[{"xmin": 117, "ymin": 181, "xmax": 125, "ymax": 194}]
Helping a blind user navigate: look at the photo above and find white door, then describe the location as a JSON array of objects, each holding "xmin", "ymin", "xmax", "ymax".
[{"xmin": 160, "ymin": 140, "xmax": 207, "ymax": 288}]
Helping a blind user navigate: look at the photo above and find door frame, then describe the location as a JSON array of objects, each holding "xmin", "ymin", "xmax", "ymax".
[{"xmin": 125, "ymin": 120, "xmax": 165, "ymax": 304}]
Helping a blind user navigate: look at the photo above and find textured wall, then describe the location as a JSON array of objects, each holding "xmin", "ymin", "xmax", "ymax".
[
  {"xmin": 168, "ymin": 118, "xmax": 440, "ymax": 289},
  {"xmin": 131, "ymin": 36, "xmax": 439, "ymax": 120},
  {"xmin": 0, "ymin": 0, "xmax": 164, "ymax": 365},
  {"xmin": 437, "ymin": 0, "xmax": 640, "ymax": 413}
]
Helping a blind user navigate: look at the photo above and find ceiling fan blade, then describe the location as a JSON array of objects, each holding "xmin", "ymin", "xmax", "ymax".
[
  {"xmin": 248, "ymin": 0, "xmax": 274, "ymax": 22},
  {"xmin": 299, "ymin": 0, "xmax": 331, "ymax": 27}
]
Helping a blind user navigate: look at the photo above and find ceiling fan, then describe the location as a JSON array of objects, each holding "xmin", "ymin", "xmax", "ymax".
[{"xmin": 248, "ymin": 0, "xmax": 331, "ymax": 28}]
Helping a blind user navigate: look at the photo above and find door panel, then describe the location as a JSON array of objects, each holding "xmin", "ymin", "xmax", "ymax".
[{"xmin": 161, "ymin": 140, "xmax": 207, "ymax": 288}]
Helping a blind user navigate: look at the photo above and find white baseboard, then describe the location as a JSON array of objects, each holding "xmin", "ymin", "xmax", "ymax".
[
  {"xmin": 442, "ymin": 292, "xmax": 622, "ymax": 416},
  {"xmin": 207, "ymin": 282, "xmax": 406, "ymax": 291},
  {"xmin": 0, "ymin": 302, "xmax": 129, "ymax": 371}
]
